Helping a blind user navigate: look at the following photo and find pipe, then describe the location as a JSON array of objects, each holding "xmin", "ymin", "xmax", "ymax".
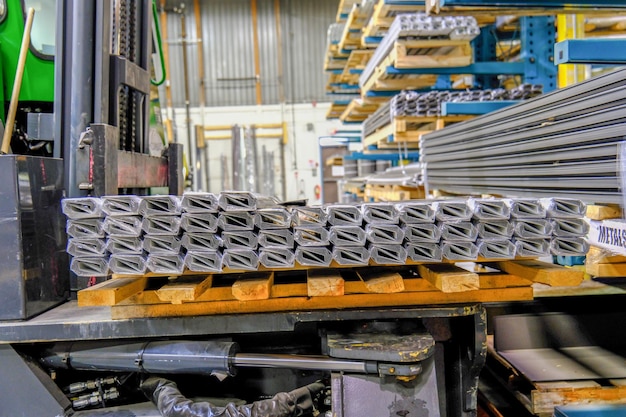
[
  {"xmin": 40, "ymin": 340, "xmax": 380, "ymax": 375},
  {"xmin": 193, "ymin": 0, "xmax": 209, "ymax": 191},
  {"xmin": 1, "ymin": 8, "xmax": 35, "ymax": 154},
  {"xmin": 41, "ymin": 341, "xmax": 239, "ymax": 376},
  {"xmin": 179, "ymin": 9, "xmax": 197, "ymax": 190}
]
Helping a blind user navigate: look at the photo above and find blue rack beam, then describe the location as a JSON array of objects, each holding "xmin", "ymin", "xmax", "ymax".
[
  {"xmin": 441, "ymin": 101, "xmax": 520, "ymax": 115},
  {"xmin": 386, "ymin": 61, "xmax": 526, "ymax": 75},
  {"xmin": 555, "ymin": 39, "xmax": 626, "ymax": 65}
]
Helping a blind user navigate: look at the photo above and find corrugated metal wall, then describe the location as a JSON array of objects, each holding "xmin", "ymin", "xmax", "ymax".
[{"xmin": 163, "ymin": 0, "xmax": 338, "ymax": 107}]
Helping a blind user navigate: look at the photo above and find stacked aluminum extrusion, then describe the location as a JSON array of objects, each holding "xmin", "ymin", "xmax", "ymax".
[
  {"xmin": 62, "ymin": 194, "xmax": 588, "ymax": 276},
  {"xmin": 359, "ymin": 13, "xmax": 481, "ymax": 89},
  {"xmin": 420, "ymin": 68, "xmax": 626, "ymax": 204},
  {"xmin": 363, "ymin": 86, "xmax": 543, "ymax": 138}
]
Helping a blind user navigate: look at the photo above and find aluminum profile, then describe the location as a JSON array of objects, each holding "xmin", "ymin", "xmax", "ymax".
[
  {"xmin": 370, "ymin": 244, "xmax": 407, "ymax": 265},
  {"xmin": 70, "ymin": 257, "xmax": 109, "ymax": 277},
  {"xmin": 406, "ymin": 243, "xmax": 443, "ymax": 262},
  {"xmin": 329, "ymin": 226, "xmax": 367, "ymax": 247},
  {"xmin": 141, "ymin": 215, "xmax": 182, "ymax": 235},
  {"xmin": 109, "ymin": 254, "xmax": 147, "ymax": 275},
  {"xmin": 513, "ymin": 219, "xmax": 553, "ymax": 239},
  {"xmin": 67, "ymin": 238, "xmax": 107, "ymax": 257},
  {"xmin": 218, "ymin": 191, "xmax": 278, "ymax": 211},
  {"xmin": 326, "ymin": 205, "xmax": 363, "ymax": 226},
  {"xmin": 223, "ymin": 249, "xmax": 260, "ymax": 271},
  {"xmin": 106, "ymin": 236, "xmax": 143, "ymax": 254},
  {"xmin": 139, "ymin": 195, "xmax": 181, "ymax": 216},
  {"xmin": 256, "ymin": 208, "xmax": 292, "ymax": 229},
  {"xmin": 476, "ymin": 220, "xmax": 514, "ymax": 240},
  {"xmin": 468, "ymin": 199, "xmax": 510, "ymax": 220},
  {"xmin": 66, "ymin": 218, "xmax": 104, "ymax": 239},
  {"xmin": 258, "ymin": 229, "xmax": 294, "ymax": 249},
  {"xmin": 514, "ymin": 239, "xmax": 551, "ymax": 257},
  {"xmin": 181, "ymin": 233, "xmax": 222, "ymax": 251},
  {"xmin": 180, "ymin": 213, "xmax": 219, "ymax": 233},
  {"xmin": 294, "ymin": 226, "xmax": 331, "ymax": 246},
  {"xmin": 143, "ymin": 235, "xmax": 182, "ymax": 254},
  {"xmin": 181, "ymin": 192, "xmax": 219, "ymax": 213},
  {"xmin": 542, "ymin": 198, "xmax": 587, "ymax": 218},
  {"xmin": 397, "ymin": 202, "xmax": 436, "ymax": 224},
  {"xmin": 259, "ymin": 248, "xmax": 296, "ymax": 268},
  {"xmin": 551, "ymin": 218, "xmax": 589, "ymax": 237},
  {"xmin": 295, "ymin": 247, "xmax": 332, "ymax": 267},
  {"xmin": 62, "ymin": 197, "xmax": 104, "ymax": 219},
  {"xmin": 222, "ymin": 231, "xmax": 259, "ymax": 250},
  {"xmin": 505, "ymin": 198, "xmax": 546, "ymax": 219},
  {"xmin": 403, "ymin": 223, "xmax": 442, "ymax": 243},
  {"xmin": 102, "ymin": 215, "xmax": 143, "ymax": 237},
  {"xmin": 184, "ymin": 250, "xmax": 222, "ymax": 273},
  {"xmin": 433, "ymin": 201, "xmax": 473, "ymax": 222},
  {"xmin": 218, "ymin": 211, "xmax": 257, "ymax": 231},
  {"xmin": 477, "ymin": 239, "xmax": 516, "ymax": 259},
  {"xmin": 442, "ymin": 242, "xmax": 479, "ymax": 261},
  {"xmin": 146, "ymin": 253, "xmax": 185, "ymax": 274},
  {"xmin": 291, "ymin": 206, "xmax": 328, "ymax": 226},
  {"xmin": 550, "ymin": 237, "xmax": 589, "ymax": 256},
  {"xmin": 365, "ymin": 224, "xmax": 405, "ymax": 245},
  {"xmin": 440, "ymin": 221, "xmax": 479, "ymax": 242},
  {"xmin": 101, "ymin": 195, "xmax": 141, "ymax": 216},
  {"xmin": 332, "ymin": 246, "xmax": 371, "ymax": 266},
  {"xmin": 361, "ymin": 203, "xmax": 400, "ymax": 224}
]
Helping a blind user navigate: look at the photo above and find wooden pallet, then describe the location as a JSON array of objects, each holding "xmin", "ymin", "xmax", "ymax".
[
  {"xmin": 325, "ymin": 102, "xmax": 349, "ymax": 120},
  {"xmin": 365, "ymin": 184, "xmax": 426, "ymax": 201},
  {"xmin": 338, "ymin": 5, "xmax": 368, "ymax": 51},
  {"xmin": 339, "ymin": 99, "xmax": 380, "ymax": 123},
  {"xmin": 361, "ymin": 39, "xmax": 472, "ymax": 94},
  {"xmin": 485, "ymin": 336, "xmax": 626, "ymax": 417},
  {"xmin": 78, "ymin": 264, "xmax": 538, "ymax": 319},
  {"xmin": 336, "ymin": 0, "xmax": 360, "ymax": 22},
  {"xmin": 362, "ymin": 1, "xmax": 424, "ymax": 39},
  {"xmin": 363, "ymin": 115, "xmax": 473, "ymax": 148},
  {"xmin": 340, "ymin": 49, "xmax": 374, "ymax": 85}
]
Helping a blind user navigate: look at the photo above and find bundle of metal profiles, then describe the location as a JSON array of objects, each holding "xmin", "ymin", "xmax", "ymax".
[
  {"xmin": 420, "ymin": 68, "xmax": 626, "ymax": 204},
  {"xmin": 363, "ymin": 85, "xmax": 542, "ymax": 138},
  {"xmin": 62, "ymin": 193, "xmax": 588, "ymax": 275},
  {"xmin": 359, "ymin": 13, "xmax": 480, "ymax": 88}
]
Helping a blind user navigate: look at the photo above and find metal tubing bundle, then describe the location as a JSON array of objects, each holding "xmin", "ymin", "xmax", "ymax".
[
  {"xmin": 360, "ymin": 13, "xmax": 480, "ymax": 88},
  {"xmin": 363, "ymin": 86, "xmax": 542, "ymax": 138},
  {"xmin": 62, "ymin": 193, "xmax": 589, "ymax": 276},
  {"xmin": 420, "ymin": 68, "xmax": 626, "ymax": 203}
]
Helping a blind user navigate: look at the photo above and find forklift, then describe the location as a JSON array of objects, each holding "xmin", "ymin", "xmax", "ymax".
[{"xmin": 0, "ymin": 2, "xmax": 486, "ymax": 416}]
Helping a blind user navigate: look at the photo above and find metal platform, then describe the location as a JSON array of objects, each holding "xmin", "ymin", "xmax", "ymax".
[{"xmin": 0, "ymin": 301, "xmax": 482, "ymax": 344}]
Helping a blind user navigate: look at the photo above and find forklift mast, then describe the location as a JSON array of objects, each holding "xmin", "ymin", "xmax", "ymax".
[{"xmin": 56, "ymin": 0, "xmax": 182, "ymax": 197}]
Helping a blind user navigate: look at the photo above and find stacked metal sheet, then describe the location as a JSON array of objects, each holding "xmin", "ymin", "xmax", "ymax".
[
  {"xmin": 62, "ymin": 194, "xmax": 588, "ymax": 276},
  {"xmin": 420, "ymin": 68, "xmax": 626, "ymax": 204},
  {"xmin": 363, "ymin": 86, "xmax": 542, "ymax": 138},
  {"xmin": 360, "ymin": 13, "xmax": 481, "ymax": 88}
]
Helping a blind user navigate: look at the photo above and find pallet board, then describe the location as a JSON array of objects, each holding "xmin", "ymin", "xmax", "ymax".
[
  {"xmin": 340, "ymin": 99, "xmax": 379, "ymax": 123},
  {"xmin": 363, "ymin": 115, "xmax": 473, "ymax": 148},
  {"xmin": 75, "ymin": 259, "xmax": 584, "ymax": 319},
  {"xmin": 364, "ymin": 184, "xmax": 426, "ymax": 201},
  {"xmin": 485, "ymin": 336, "xmax": 626, "ymax": 417},
  {"xmin": 361, "ymin": 39, "xmax": 472, "ymax": 95}
]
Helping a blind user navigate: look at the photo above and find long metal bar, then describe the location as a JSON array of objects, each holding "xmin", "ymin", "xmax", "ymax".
[
  {"xmin": 233, "ymin": 353, "xmax": 373, "ymax": 373},
  {"xmin": 194, "ymin": 0, "xmax": 209, "ymax": 191}
]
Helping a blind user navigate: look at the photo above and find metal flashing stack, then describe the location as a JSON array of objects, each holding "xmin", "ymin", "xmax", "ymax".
[
  {"xmin": 420, "ymin": 68, "xmax": 626, "ymax": 204},
  {"xmin": 62, "ymin": 193, "xmax": 588, "ymax": 276}
]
